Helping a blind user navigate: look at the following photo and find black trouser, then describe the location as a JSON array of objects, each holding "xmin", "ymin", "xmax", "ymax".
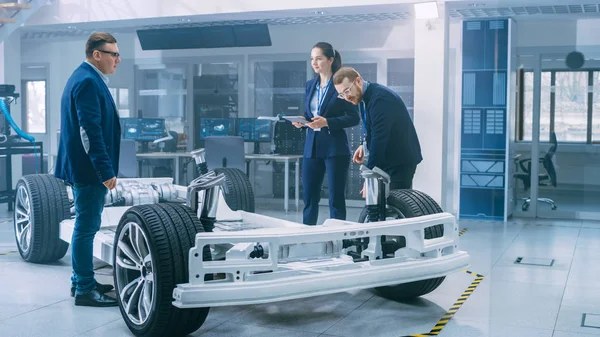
[
  {"xmin": 386, "ymin": 165, "xmax": 417, "ymax": 190},
  {"xmin": 302, "ymin": 155, "xmax": 350, "ymax": 225}
]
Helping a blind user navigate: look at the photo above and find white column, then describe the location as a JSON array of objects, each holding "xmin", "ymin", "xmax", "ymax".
[
  {"xmin": 0, "ymin": 31, "xmax": 23, "ymax": 187},
  {"xmin": 412, "ymin": 14, "xmax": 448, "ymax": 206}
]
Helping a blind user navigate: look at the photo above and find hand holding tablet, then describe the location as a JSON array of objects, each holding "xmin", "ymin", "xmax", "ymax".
[
  {"xmin": 282, "ymin": 116, "xmax": 309, "ymax": 125},
  {"xmin": 283, "ymin": 116, "xmax": 309, "ymax": 129}
]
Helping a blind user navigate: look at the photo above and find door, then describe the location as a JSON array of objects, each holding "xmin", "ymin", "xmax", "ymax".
[
  {"xmin": 514, "ymin": 52, "xmax": 600, "ymax": 220},
  {"xmin": 21, "ymin": 64, "xmax": 50, "ymax": 174}
]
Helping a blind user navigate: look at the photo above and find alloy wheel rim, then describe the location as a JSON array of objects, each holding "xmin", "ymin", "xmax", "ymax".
[
  {"xmin": 14, "ymin": 185, "xmax": 32, "ymax": 253},
  {"xmin": 366, "ymin": 205, "xmax": 404, "ymax": 222},
  {"xmin": 116, "ymin": 221, "xmax": 156, "ymax": 325}
]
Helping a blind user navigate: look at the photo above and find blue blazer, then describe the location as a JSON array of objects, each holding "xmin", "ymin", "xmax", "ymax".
[
  {"xmin": 55, "ymin": 62, "xmax": 121, "ymax": 185},
  {"xmin": 303, "ymin": 77, "xmax": 360, "ymax": 158},
  {"xmin": 363, "ymin": 83, "xmax": 422, "ymax": 171}
]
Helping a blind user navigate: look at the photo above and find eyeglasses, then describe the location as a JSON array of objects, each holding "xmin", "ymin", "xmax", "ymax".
[
  {"xmin": 96, "ymin": 50, "xmax": 120, "ymax": 58},
  {"xmin": 337, "ymin": 78, "xmax": 357, "ymax": 99}
]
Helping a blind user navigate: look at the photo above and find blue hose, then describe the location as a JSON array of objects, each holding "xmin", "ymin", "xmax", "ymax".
[
  {"xmin": 0, "ymin": 99, "xmax": 35, "ymax": 142},
  {"xmin": 0, "ymin": 98, "xmax": 40, "ymax": 174}
]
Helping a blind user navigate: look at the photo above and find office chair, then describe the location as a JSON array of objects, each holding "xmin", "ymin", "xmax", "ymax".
[
  {"xmin": 204, "ymin": 136, "xmax": 246, "ymax": 171},
  {"xmin": 514, "ymin": 132, "xmax": 558, "ymax": 211}
]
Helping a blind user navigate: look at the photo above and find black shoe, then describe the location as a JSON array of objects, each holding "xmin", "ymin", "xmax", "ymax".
[
  {"xmin": 71, "ymin": 282, "xmax": 114, "ymax": 297},
  {"xmin": 74, "ymin": 289, "xmax": 118, "ymax": 307}
]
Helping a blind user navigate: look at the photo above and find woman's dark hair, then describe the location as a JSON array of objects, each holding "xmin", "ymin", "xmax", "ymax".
[{"xmin": 313, "ymin": 42, "xmax": 342, "ymax": 74}]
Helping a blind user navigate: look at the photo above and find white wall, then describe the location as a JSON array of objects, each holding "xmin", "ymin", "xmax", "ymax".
[
  {"xmin": 412, "ymin": 16, "xmax": 447, "ymax": 206},
  {"xmin": 443, "ymin": 20, "xmax": 463, "ymax": 216}
]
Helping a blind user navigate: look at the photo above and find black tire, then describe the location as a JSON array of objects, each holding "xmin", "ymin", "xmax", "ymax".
[
  {"xmin": 114, "ymin": 203, "xmax": 211, "ymax": 337},
  {"xmin": 358, "ymin": 189, "xmax": 446, "ymax": 300},
  {"xmin": 13, "ymin": 174, "xmax": 70, "ymax": 263},
  {"xmin": 214, "ymin": 167, "xmax": 255, "ymax": 212}
]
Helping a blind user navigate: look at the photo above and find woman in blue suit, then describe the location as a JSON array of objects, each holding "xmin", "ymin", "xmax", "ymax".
[{"xmin": 292, "ymin": 42, "xmax": 360, "ymax": 225}]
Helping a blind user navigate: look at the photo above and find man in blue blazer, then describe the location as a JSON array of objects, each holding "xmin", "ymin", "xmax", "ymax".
[
  {"xmin": 55, "ymin": 32, "xmax": 121, "ymax": 307},
  {"xmin": 333, "ymin": 67, "xmax": 422, "ymax": 192}
]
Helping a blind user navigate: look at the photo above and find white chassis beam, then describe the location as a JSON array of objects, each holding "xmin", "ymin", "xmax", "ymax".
[{"xmin": 174, "ymin": 212, "xmax": 469, "ymax": 308}]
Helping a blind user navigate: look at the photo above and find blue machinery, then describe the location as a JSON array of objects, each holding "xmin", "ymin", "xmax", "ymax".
[{"xmin": 0, "ymin": 84, "xmax": 44, "ymax": 211}]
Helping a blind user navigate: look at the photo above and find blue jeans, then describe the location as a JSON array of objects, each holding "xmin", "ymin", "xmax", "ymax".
[{"xmin": 70, "ymin": 183, "xmax": 107, "ymax": 296}]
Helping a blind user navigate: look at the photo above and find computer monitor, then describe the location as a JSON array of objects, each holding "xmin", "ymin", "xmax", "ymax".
[
  {"xmin": 236, "ymin": 118, "xmax": 255, "ymax": 142},
  {"xmin": 235, "ymin": 118, "xmax": 273, "ymax": 143},
  {"xmin": 236, "ymin": 118, "xmax": 272, "ymax": 143},
  {"xmin": 253, "ymin": 119, "xmax": 272, "ymax": 142},
  {"xmin": 121, "ymin": 118, "xmax": 166, "ymax": 141},
  {"xmin": 121, "ymin": 118, "xmax": 141, "ymax": 140},
  {"xmin": 199, "ymin": 118, "xmax": 234, "ymax": 140}
]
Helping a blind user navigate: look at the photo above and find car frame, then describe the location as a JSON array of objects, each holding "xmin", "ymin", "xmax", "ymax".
[{"xmin": 13, "ymin": 149, "xmax": 469, "ymax": 337}]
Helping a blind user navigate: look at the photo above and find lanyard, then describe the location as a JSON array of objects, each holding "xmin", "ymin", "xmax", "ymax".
[
  {"xmin": 316, "ymin": 78, "xmax": 331, "ymax": 116},
  {"xmin": 361, "ymin": 101, "xmax": 367, "ymax": 137}
]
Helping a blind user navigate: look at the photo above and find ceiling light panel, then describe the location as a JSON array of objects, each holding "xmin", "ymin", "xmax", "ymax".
[
  {"xmin": 414, "ymin": 2, "xmax": 439, "ymax": 19},
  {"xmin": 449, "ymin": 4, "xmax": 600, "ymax": 18}
]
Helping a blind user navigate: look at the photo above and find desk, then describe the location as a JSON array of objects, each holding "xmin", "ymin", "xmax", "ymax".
[
  {"xmin": 136, "ymin": 152, "xmax": 192, "ymax": 185},
  {"xmin": 245, "ymin": 154, "xmax": 302, "ymax": 213},
  {"xmin": 0, "ymin": 141, "xmax": 44, "ymax": 211}
]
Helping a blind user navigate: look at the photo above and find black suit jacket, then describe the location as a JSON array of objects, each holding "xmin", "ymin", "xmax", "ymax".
[
  {"xmin": 363, "ymin": 83, "xmax": 422, "ymax": 171},
  {"xmin": 303, "ymin": 77, "xmax": 360, "ymax": 158}
]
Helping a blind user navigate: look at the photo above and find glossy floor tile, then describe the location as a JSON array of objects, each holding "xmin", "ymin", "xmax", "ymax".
[{"xmin": 1, "ymin": 202, "xmax": 600, "ymax": 337}]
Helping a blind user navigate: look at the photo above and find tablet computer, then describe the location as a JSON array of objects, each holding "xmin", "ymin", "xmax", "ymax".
[{"xmin": 282, "ymin": 116, "xmax": 309, "ymax": 124}]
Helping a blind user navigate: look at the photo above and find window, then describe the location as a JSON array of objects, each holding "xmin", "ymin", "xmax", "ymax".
[
  {"xmin": 518, "ymin": 70, "xmax": 600, "ymax": 144},
  {"xmin": 109, "ymin": 87, "xmax": 130, "ymax": 117},
  {"xmin": 554, "ymin": 71, "xmax": 588, "ymax": 142},
  {"xmin": 592, "ymin": 72, "xmax": 600, "ymax": 142},
  {"xmin": 521, "ymin": 71, "xmax": 551, "ymax": 142},
  {"xmin": 24, "ymin": 80, "xmax": 46, "ymax": 133}
]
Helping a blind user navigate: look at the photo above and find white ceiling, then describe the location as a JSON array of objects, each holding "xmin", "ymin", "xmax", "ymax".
[{"xmin": 16, "ymin": 1, "xmax": 600, "ymax": 40}]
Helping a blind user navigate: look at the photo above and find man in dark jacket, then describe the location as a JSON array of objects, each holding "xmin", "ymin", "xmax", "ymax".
[
  {"xmin": 333, "ymin": 67, "xmax": 422, "ymax": 193},
  {"xmin": 55, "ymin": 32, "xmax": 121, "ymax": 307}
]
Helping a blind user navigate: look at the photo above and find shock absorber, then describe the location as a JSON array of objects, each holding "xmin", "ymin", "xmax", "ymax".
[
  {"xmin": 186, "ymin": 172, "xmax": 226, "ymax": 232},
  {"xmin": 378, "ymin": 178, "xmax": 387, "ymax": 221},
  {"xmin": 190, "ymin": 148, "xmax": 208, "ymax": 176},
  {"xmin": 197, "ymin": 162, "xmax": 208, "ymax": 176},
  {"xmin": 357, "ymin": 166, "xmax": 392, "ymax": 260},
  {"xmin": 354, "ymin": 174, "xmax": 382, "ymax": 254},
  {"xmin": 199, "ymin": 180, "xmax": 220, "ymax": 232},
  {"xmin": 364, "ymin": 174, "xmax": 382, "ymax": 222},
  {"xmin": 191, "ymin": 148, "xmax": 223, "ymax": 232}
]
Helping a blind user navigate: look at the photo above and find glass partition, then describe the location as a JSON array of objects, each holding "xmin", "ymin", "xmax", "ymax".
[
  {"xmin": 136, "ymin": 64, "xmax": 188, "ymax": 151},
  {"xmin": 192, "ymin": 62, "xmax": 240, "ymax": 148},
  {"xmin": 514, "ymin": 52, "xmax": 600, "ymax": 220}
]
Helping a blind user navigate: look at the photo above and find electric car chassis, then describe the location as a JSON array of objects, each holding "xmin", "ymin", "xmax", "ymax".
[{"xmin": 12, "ymin": 149, "xmax": 469, "ymax": 337}]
